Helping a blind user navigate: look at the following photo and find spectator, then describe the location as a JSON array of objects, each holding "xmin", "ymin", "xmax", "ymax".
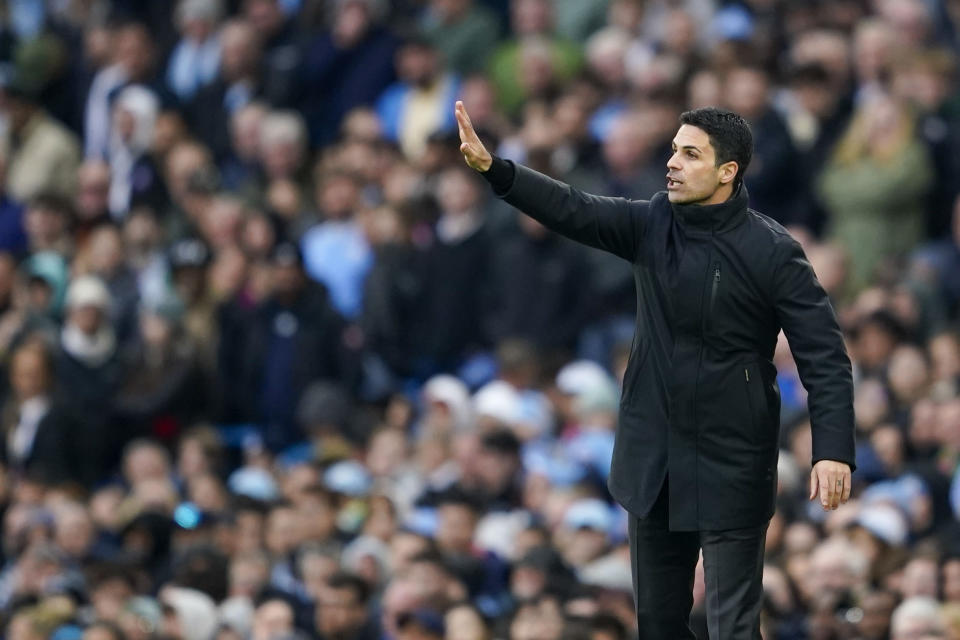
[
  {"xmin": 166, "ymin": 0, "xmax": 224, "ymax": 103},
  {"xmin": 106, "ymin": 85, "xmax": 166, "ymax": 219},
  {"xmin": 487, "ymin": 0, "xmax": 583, "ymax": 115},
  {"xmin": 817, "ymin": 93, "xmax": 934, "ymax": 293},
  {"xmin": 0, "ymin": 339, "xmax": 75, "ymax": 485},
  {"xmin": 55, "ymin": 275, "xmax": 126, "ymax": 486},
  {"xmin": 420, "ymin": 0, "xmax": 500, "ymax": 76},
  {"xmin": 300, "ymin": 173, "xmax": 372, "ymax": 321},
  {"xmin": 0, "ymin": 63, "xmax": 81, "ymax": 203},
  {"xmin": 0, "ymin": 153, "xmax": 27, "ymax": 254},
  {"xmin": 313, "ymin": 571, "xmax": 378, "ymax": 640},
  {"xmin": 376, "ymin": 37, "xmax": 460, "ymax": 161},
  {"xmin": 300, "ymin": 0, "xmax": 398, "ymax": 147},
  {"xmin": 223, "ymin": 243, "xmax": 354, "ymax": 450}
]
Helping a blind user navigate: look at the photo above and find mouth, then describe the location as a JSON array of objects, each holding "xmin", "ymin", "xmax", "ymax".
[{"xmin": 666, "ymin": 176, "xmax": 682, "ymax": 190}]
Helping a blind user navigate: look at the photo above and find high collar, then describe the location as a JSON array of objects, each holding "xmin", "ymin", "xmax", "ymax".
[{"xmin": 670, "ymin": 184, "xmax": 749, "ymax": 232}]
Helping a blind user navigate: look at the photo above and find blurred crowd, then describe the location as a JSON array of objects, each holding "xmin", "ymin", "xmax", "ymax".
[{"xmin": 1, "ymin": 0, "xmax": 960, "ymax": 639}]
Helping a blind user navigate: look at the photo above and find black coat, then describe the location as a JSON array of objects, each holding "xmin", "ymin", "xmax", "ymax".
[
  {"xmin": 488, "ymin": 160, "xmax": 855, "ymax": 530},
  {"xmin": 488, "ymin": 230, "xmax": 592, "ymax": 350},
  {"xmin": 224, "ymin": 283, "xmax": 357, "ymax": 450},
  {"xmin": 0, "ymin": 403, "xmax": 76, "ymax": 485}
]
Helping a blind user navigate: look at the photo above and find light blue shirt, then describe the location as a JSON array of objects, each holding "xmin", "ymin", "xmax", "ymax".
[
  {"xmin": 301, "ymin": 220, "xmax": 373, "ymax": 320},
  {"xmin": 166, "ymin": 35, "xmax": 221, "ymax": 101}
]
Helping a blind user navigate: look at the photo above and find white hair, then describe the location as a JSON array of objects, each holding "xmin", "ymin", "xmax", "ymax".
[
  {"xmin": 891, "ymin": 596, "xmax": 944, "ymax": 638},
  {"xmin": 586, "ymin": 27, "xmax": 630, "ymax": 67},
  {"xmin": 259, "ymin": 110, "xmax": 308, "ymax": 151},
  {"xmin": 812, "ymin": 535, "xmax": 870, "ymax": 579},
  {"xmin": 177, "ymin": 0, "xmax": 224, "ymax": 25}
]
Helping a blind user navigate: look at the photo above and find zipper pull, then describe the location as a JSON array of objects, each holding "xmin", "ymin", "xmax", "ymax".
[
  {"xmin": 745, "ymin": 368, "xmax": 750, "ymax": 382},
  {"xmin": 714, "ymin": 266, "xmax": 720, "ymax": 282}
]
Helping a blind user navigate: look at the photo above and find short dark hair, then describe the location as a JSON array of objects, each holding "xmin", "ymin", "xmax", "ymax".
[
  {"xmin": 326, "ymin": 571, "xmax": 371, "ymax": 605},
  {"xmin": 678, "ymin": 108, "xmax": 753, "ymax": 191}
]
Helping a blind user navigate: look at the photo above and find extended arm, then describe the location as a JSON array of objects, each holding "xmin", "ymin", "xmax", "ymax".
[
  {"xmin": 456, "ymin": 101, "xmax": 645, "ymax": 261},
  {"xmin": 773, "ymin": 238, "xmax": 855, "ymax": 509}
]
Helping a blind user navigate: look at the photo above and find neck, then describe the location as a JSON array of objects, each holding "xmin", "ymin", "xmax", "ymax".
[{"xmin": 699, "ymin": 183, "xmax": 735, "ymax": 206}]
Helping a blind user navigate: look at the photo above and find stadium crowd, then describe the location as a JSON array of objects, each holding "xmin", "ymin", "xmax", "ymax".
[{"xmin": 1, "ymin": 0, "xmax": 960, "ymax": 638}]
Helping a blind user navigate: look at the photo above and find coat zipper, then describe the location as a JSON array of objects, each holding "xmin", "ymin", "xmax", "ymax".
[{"xmin": 709, "ymin": 262, "xmax": 720, "ymax": 318}]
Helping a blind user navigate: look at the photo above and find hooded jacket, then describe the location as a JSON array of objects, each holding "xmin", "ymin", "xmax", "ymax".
[{"xmin": 483, "ymin": 157, "xmax": 855, "ymax": 531}]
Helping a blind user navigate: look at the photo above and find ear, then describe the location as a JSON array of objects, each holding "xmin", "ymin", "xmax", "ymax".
[{"xmin": 718, "ymin": 160, "xmax": 739, "ymax": 186}]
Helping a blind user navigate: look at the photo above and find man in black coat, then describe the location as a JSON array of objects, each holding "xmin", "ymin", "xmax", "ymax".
[{"xmin": 456, "ymin": 101, "xmax": 855, "ymax": 639}]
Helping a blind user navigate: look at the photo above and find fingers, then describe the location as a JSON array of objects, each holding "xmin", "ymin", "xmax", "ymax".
[
  {"xmin": 841, "ymin": 469, "xmax": 851, "ymax": 503},
  {"xmin": 814, "ymin": 467, "xmax": 840, "ymax": 510},
  {"xmin": 828, "ymin": 472, "xmax": 841, "ymax": 510},
  {"xmin": 818, "ymin": 471, "xmax": 830, "ymax": 509},
  {"xmin": 455, "ymin": 101, "xmax": 478, "ymax": 141}
]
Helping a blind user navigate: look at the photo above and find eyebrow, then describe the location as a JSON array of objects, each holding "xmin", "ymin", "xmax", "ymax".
[{"xmin": 671, "ymin": 142, "xmax": 703, "ymax": 153}]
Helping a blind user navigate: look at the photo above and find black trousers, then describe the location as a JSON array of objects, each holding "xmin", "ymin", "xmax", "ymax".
[{"xmin": 628, "ymin": 478, "xmax": 768, "ymax": 640}]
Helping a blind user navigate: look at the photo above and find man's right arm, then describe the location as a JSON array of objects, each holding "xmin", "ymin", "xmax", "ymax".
[
  {"xmin": 479, "ymin": 155, "xmax": 645, "ymax": 261},
  {"xmin": 456, "ymin": 101, "xmax": 646, "ymax": 262}
]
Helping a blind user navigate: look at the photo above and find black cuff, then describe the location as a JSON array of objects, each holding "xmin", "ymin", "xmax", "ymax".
[{"xmin": 480, "ymin": 155, "xmax": 515, "ymax": 196}]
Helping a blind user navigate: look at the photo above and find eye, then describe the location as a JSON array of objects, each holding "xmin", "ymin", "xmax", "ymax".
[{"xmin": 687, "ymin": 151, "xmax": 697, "ymax": 159}]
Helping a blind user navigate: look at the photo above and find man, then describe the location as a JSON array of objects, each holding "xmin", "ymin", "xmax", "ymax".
[
  {"xmin": 456, "ymin": 101, "xmax": 855, "ymax": 638},
  {"xmin": 0, "ymin": 63, "xmax": 80, "ymax": 202},
  {"xmin": 314, "ymin": 571, "xmax": 378, "ymax": 640}
]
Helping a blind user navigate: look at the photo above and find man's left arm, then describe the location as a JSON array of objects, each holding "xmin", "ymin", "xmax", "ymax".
[{"xmin": 773, "ymin": 238, "xmax": 855, "ymax": 511}]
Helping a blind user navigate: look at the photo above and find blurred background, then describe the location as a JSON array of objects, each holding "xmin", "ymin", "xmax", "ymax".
[{"xmin": 0, "ymin": 0, "xmax": 959, "ymax": 639}]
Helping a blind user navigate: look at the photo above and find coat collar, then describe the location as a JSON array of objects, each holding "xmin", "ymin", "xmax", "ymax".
[{"xmin": 670, "ymin": 184, "xmax": 750, "ymax": 232}]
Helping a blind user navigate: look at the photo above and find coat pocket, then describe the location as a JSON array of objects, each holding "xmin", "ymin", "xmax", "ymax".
[
  {"xmin": 620, "ymin": 336, "xmax": 650, "ymax": 408},
  {"xmin": 742, "ymin": 361, "xmax": 770, "ymax": 443}
]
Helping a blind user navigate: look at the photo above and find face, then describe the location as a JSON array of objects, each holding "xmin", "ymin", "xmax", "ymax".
[
  {"xmin": 11, "ymin": 347, "xmax": 50, "ymax": 399},
  {"xmin": 943, "ymin": 559, "xmax": 960, "ymax": 602},
  {"xmin": 116, "ymin": 25, "xmax": 155, "ymax": 80},
  {"xmin": 69, "ymin": 305, "xmax": 105, "ymax": 336},
  {"xmin": 445, "ymin": 606, "xmax": 487, "ymax": 640},
  {"xmin": 666, "ymin": 125, "xmax": 737, "ymax": 205},
  {"xmin": 436, "ymin": 504, "xmax": 477, "ymax": 553},
  {"xmin": 316, "ymin": 584, "xmax": 367, "ymax": 636},
  {"xmin": 265, "ymin": 507, "xmax": 300, "ymax": 555},
  {"xmin": 252, "ymin": 600, "xmax": 294, "ymax": 640},
  {"xmin": 77, "ymin": 163, "xmax": 111, "ymax": 219},
  {"xmin": 230, "ymin": 555, "xmax": 269, "ymax": 597}
]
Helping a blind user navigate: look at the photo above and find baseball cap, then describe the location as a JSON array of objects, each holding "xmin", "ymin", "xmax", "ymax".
[
  {"xmin": 396, "ymin": 609, "xmax": 445, "ymax": 637},
  {"xmin": 556, "ymin": 360, "xmax": 614, "ymax": 396},
  {"xmin": 168, "ymin": 238, "xmax": 211, "ymax": 270},
  {"xmin": 856, "ymin": 502, "xmax": 908, "ymax": 546},
  {"xmin": 65, "ymin": 275, "xmax": 111, "ymax": 310},
  {"xmin": 227, "ymin": 467, "xmax": 279, "ymax": 501},
  {"xmin": 563, "ymin": 498, "xmax": 613, "ymax": 533},
  {"xmin": 324, "ymin": 460, "xmax": 372, "ymax": 497}
]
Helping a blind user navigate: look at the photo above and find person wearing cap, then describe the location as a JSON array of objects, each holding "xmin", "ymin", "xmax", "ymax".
[
  {"xmin": 225, "ymin": 242, "xmax": 356, "ymax": 450},
  {"xmin": 114, "ymin": 290, "xmax": 209, "ymax": 441},
  {"xmin": 458, "ymin": 100, "xmax": 855, "ymax": 639},
  {"xmin": 54, "ymin": 275, "xmax": 127, "ymax": 486},
  {"xmin": 396, "ymin": 608, "xmax": 445, "ymax": 640}
]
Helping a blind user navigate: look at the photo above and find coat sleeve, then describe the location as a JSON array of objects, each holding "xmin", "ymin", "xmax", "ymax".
[
  {"xmin": 772, "ymin": 238, "xmax": 856, "ymax": 471},
  {"xmin": 483, "ymin": 157, "xmax": 647, "ymax": 261}
]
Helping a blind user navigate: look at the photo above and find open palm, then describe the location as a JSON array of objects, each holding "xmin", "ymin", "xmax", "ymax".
[{"xmin": 455, "ymin": 100, "xmax": 492, "ymax": 172}]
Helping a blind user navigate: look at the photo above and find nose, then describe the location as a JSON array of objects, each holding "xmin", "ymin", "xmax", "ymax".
[{"xmin": 667, "ymin": 152, "xmax": 681, "ymax": 172}]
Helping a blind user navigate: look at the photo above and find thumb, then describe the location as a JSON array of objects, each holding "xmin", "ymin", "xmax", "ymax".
[{"xmin": 809, "ymin": 467, "xmax": 817, "ymax": 500}]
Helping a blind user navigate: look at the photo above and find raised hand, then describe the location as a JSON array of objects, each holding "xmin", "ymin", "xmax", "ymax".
[{"xmin": 455, "ymin": 100, "xmax": 492, "ymax": 172}]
